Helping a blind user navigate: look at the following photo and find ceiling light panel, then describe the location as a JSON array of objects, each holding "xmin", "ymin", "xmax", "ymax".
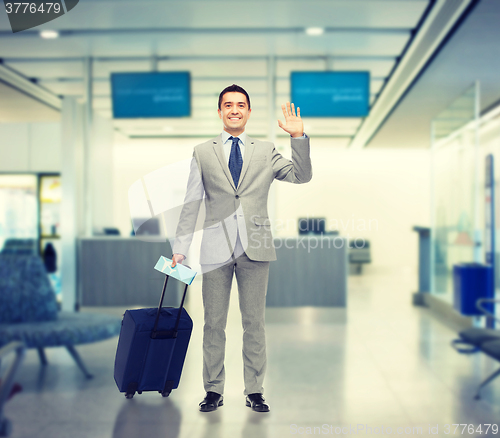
[
  {"xmin": 93, "ymin": 60, "xmax": 152, "ymax": 76},
  {"xmin": 10, "ymin": 1, "xmax": 428, "ymax": 31},
  {"xmin": 306, "ymin": 27, "xmax": 325, "ymax": 36},
  {"xmin": 37, "ymin": 81, "xmax": 83, "ymax": 95},
  {"xmin": 40, "ymin": 30, "xmax": 59, "ymax": 39},
  {"xmin": 276, "ymin": 59, "xmax": 396, "ymax": 78},
  {"xmin": 5, "ymin": 61, "xmax": 84, "ymax": 79},
  {"xmin": 157, "ymin": 59, "xmax": 268, "ymax": 77},
  {"xmin": 191, "ymin": 79, "xmax": 268, "ymax": 95}
]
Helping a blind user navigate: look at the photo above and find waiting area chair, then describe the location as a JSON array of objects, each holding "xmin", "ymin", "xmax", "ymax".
[
  {"xmin": 0, "ymin": 253, "xmax": 121, "ymax": 379},
  {"xmin": 452, "ymin": 298, "xmax": 500, "ymax": 399},
  {"xmin": 0, "ymin": 239, "xmax": 37, "ymax": 256},
  {"xmin": 348, "ymin": 239, "xmax": 371, "ymax": 274}
]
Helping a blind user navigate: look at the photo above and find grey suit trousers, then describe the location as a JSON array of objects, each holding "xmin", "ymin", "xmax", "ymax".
[{"xmin": 201, "ymin": 234, "xmax": 270, "ymax": 396}]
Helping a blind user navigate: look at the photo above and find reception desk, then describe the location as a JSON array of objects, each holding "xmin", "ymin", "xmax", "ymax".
[
  {"xmin": 267, "ymin": 236, "xmax": 347, "ymax": 307},
  {"xmin": 79, "ymin": 237, "xmax": 182, "ymax": 307},
  {"xmin": 79, "ymin": 235, "xmax": 347, "ymax": 308}
]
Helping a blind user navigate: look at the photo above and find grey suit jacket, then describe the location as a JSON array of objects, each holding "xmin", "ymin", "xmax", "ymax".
[{"xmin": 173, "ymin": 133, "xmax": 312, "ymax": 264}]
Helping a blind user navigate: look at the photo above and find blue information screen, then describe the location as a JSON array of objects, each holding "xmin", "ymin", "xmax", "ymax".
[
  {"xmin": 111, "ymin": 72, "xmax": 191, "ymax": 118},
  {"xmin": 291, "ymin": 71, "xmax": 370, "ymax": 117}
]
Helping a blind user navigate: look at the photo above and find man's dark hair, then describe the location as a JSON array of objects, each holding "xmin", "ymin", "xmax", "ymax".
[{"xmin": 218, "ymin": 84, "xmax": 251, "ymax": 110}]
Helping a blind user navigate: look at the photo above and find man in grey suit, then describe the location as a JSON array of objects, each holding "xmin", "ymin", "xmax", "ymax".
[{"xmin": 171, "ymin": 84, "xmax": 312, "ymax": 412}]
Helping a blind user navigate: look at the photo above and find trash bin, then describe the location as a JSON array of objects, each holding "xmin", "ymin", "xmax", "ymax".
[{"xmin": 453, "ymin": 263, "xmax": 494, "ymax": 316}]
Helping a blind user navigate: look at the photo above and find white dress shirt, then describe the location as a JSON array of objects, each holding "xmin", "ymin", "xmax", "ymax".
[{"xmin": 221, "ymin": 130, "xmax": 247, "ymax": 164}]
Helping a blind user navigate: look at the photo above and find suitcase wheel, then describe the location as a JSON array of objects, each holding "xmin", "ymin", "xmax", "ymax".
[
  {"xmin": 161, "ymin": 390, "xmax": 171, "ymax": 397},
  {"xmin": 137, "ymin": 391, "xmax": 142, "ymax": 394},
  {"xmin": 125, "ymin": 393, "xmax": 134, "ymax": 399}
]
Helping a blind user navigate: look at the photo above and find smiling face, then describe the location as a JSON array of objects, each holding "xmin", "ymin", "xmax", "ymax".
[{"xmin": 218, "ymin": 92, "xmax": 251, "ymax": 136}]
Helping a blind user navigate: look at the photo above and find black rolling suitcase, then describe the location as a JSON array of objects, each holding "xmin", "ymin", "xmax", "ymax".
[{"xmin": 114, "ymin": 273, "xmax": 193, "ymax": 399}]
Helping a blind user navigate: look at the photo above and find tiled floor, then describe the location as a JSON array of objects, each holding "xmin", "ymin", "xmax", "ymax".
[{"xmin": 4, "ymin": 270, "xmax": 500, "ymax": 438}]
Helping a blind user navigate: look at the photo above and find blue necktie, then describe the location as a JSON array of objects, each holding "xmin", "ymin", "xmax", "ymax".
[{"xmin": 228, "ymin": 136, "xmax": 243, "ymax": 187}]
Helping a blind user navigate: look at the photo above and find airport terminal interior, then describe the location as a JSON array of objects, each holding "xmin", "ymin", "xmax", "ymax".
[{"xmin": 2, "ymin": 0, "xmax": 500, "ymax": 437}]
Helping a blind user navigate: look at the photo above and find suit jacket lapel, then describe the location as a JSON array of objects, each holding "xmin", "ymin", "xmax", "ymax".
[
  {"xmin": 237, "ymin": 136, "xmax": 255, "ymax": 189},
  {"xmin": 212, "ymin": 134, "xmax": 237, "ymax": 191}
]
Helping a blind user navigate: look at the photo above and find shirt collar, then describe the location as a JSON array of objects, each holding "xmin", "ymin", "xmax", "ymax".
[{"xmin": 221, "ymin": 130, "xmax": 246, "ymax": 146}]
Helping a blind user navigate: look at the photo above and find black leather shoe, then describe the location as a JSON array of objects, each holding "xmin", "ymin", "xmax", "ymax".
[
  {"xmin": 245, "ymin": 393, "xmax": 270, "ymax": 412},
  {"xmin": 199, "ymin": 391, "xmax": 223, "ymax": 412}
]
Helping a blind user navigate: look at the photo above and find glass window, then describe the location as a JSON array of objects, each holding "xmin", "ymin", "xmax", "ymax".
[{"xmin": 0, "ymin": 174, "xmax": 38, "ymax": 251}]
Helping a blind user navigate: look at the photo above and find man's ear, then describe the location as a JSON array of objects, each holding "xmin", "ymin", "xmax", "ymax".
[
  {"xmin": 218, "ymin": 108, "xmax": 222, "ymax": 119},
  {"xmin": 248, "ymin": 108, "xmax": 251, "ymax": 118}
]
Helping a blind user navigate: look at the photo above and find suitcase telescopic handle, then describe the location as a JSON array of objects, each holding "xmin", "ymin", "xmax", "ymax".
[{"xmin": 151, "ymin": 266, "xmax": 190, "ymax": 339}]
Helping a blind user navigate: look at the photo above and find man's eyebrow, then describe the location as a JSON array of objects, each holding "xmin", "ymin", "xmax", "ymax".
[{"xmin": 223, "ymin": 101, "xmax": 247, "ymax": 105}]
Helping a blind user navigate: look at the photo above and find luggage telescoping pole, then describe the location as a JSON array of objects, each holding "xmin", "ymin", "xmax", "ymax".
[{"xmin": 151, "ymin": 268, "xmax": 190, "ymax": 339}]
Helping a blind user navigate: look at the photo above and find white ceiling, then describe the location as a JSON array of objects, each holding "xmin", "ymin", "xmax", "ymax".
[
  {"xmin": 369, "ymin": 0, "xmax": 500, "ymax": 148},
  {"xmin": 0, "ymin": 0, "xmax": 431, "ymax": 140}
]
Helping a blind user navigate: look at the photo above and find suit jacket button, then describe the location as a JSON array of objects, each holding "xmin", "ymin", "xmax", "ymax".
[{"xmin": 235, "ymin": 195, "xmax": 240, "ymax": 199}]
